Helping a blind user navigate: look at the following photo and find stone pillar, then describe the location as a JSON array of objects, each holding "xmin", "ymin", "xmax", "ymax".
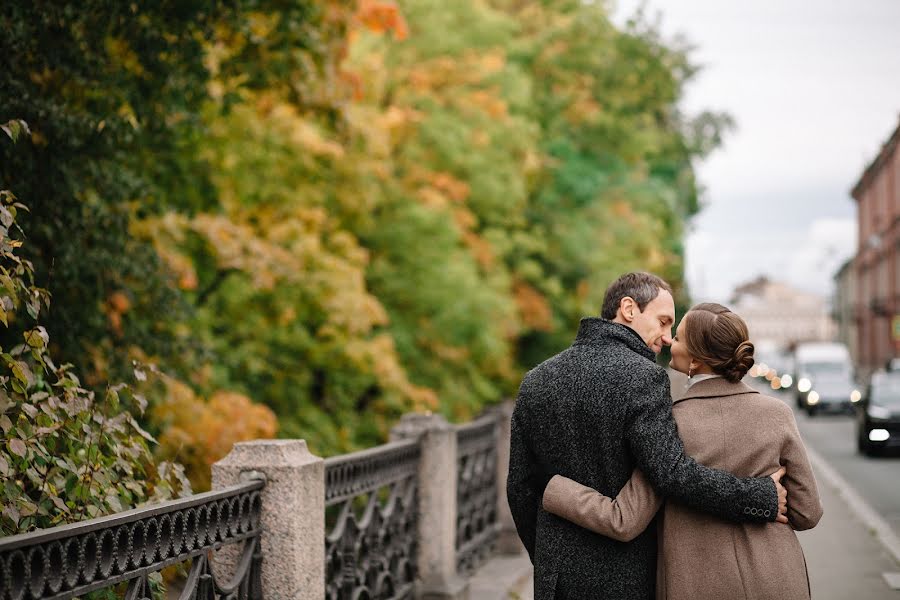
[
  {"xmin": 391, "ymin": 413, "xmax": 469, "ymax": 600},
  {"xmin": 490, "ymin": 401, "xmax": 524, "ymax": 555},
  {"xmin": 212, "ymin": 440, "xmax": 324, "ymax": 600}
]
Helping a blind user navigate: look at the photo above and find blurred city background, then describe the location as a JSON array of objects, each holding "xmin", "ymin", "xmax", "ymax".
[{"xmin": 1, "ymin": 0, "xmax": 899, "ymax": 597}]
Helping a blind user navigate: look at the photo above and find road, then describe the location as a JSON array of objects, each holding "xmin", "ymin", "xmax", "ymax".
[{"xmin": 747, "ymin": 378, "xmax": 900, "ymax": 538}]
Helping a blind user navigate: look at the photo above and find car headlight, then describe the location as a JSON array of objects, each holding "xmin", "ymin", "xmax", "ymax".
[
  {"xmin": 850, "ymin": 390, "xmax": 861, "ymax": 403},
  {"xmin": 780, "ymin": 374, "xmax": 793, "ymax": 388},
  {"xmin": 869, "ymin": 429, "xmax": 890, "ymax": 442},
  {"xmin": 868, "ymin": 404, "xmax": 891, "ymax": 420},
  {"xmin": 807, "ymin": 391, "xmax": 819, "ymax": 405},
  {"xmin": 798, "ymin": 378, "xmax": 812, "ymax": 393}
]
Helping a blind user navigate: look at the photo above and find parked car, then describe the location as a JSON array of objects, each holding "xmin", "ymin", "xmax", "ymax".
[
  {"xmin": 792, "ymin": 342, "xmax": 860, "ymax": 416},
  {"xmin": 856, "ymin": 371, "xmax": 900, "ymax": 455}
]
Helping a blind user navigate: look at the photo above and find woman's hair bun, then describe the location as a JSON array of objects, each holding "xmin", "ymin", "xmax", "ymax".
[
  {"xmin": 723, "ymin": 340, "xmax": 755, "ymax": 383},
  {"xmin": 682, "ymin": 303, "xmax": 755, "ymax": 383}
]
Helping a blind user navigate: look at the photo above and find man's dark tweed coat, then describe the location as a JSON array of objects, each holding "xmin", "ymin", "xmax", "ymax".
[{"xmin": 507, "ymin": 318, "xmax": 779, "ymax": 600}]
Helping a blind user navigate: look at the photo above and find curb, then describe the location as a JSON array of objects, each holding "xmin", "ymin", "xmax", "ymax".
[{"xmin": 805, "ymin": 444, "xmax": 900, "ymax": 567}]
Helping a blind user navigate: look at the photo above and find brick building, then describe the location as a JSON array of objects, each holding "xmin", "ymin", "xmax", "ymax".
[{"xmin": 851, "ymin": 118, "xmax": 900, "ymax": 375}]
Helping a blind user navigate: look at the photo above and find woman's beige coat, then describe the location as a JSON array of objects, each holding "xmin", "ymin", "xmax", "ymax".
[{"xmin": 543, "ymin": 378, "xmax": 823, "ymax": 600}]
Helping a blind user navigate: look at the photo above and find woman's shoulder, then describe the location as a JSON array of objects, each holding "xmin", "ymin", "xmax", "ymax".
[
  {"xmin": 746, "ymin": 391, "xmax": 793, "ymax": 413},
  {"xmin": 677, "ymin": 383, "xmax": 795, "ymax": 420},
  {"xmin": 734, "ymin": 391, "xmax": 799, "ymax": 435}
]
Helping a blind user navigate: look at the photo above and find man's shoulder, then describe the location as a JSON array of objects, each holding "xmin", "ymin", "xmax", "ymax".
[
  {"xmin": 521, "ymin": 343, "xmax": 664, "ymax": 393},
  {"xmin": 613, "ymin": 353, "xmax": 667, "ymax": 385}
]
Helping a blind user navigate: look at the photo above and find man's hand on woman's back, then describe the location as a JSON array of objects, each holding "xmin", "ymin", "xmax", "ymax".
[{"xmin": 769, "ymin": 466, "xmax": 789, "ymax": 524}]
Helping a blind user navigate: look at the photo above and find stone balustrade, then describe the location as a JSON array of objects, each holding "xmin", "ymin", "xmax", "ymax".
[{"xmin": 0, "ymin": 403, "xmax": 523, "ymax": 600}]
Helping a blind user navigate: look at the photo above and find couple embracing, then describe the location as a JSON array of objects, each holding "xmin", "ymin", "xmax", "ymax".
[{"xmin": 507, "ymin": 272, "xmax": 823, "ymax": 600}]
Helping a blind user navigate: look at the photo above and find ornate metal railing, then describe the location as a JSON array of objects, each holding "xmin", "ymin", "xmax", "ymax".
[
  {"xmin": 454, "ymin": 415, "xmax": 499, "ymax": 575},
  {"xmin": 324, "ymin": 440, "xmax": 420, "ymax": 600},
  {"xmin": 0, "ymin": 478, "xmax": 264, "ymax": 600}
]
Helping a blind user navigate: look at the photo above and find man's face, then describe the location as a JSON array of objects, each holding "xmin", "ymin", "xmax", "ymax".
[{"xmin": 628, "ymin": 289, "xmax": 675, "ymax": 354}]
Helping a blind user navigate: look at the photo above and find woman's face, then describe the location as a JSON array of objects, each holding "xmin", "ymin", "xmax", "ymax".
[{"xmin": 669, "ymin": 317, "xmax": 693, "ymax": 375}]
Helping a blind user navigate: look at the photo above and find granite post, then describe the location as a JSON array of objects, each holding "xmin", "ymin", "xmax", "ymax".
[
  {"xmin": 391, "ymin": 413, "xmax": 469, "ymax": 600},
  {"xmin": 212, "ymin": 439, "xmax": 325, "ymax": 600},
  {"xmin": 490, "ymin": 401, "xmax": 524, "ymax": 555}
]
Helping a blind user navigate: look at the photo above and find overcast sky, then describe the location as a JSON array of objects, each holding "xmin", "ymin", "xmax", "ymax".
[{"xmin": 611, "ymin": 0, "xmax": 900, "ymax": 302}]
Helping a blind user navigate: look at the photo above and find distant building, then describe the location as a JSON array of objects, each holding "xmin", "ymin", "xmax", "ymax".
[
  {"xmin": 832, "ymin": 257, "xmax": 859, "ymax": 366},
  {"xmin": 729, "ymin": 276, "xmax": 835, "ymax": 348},
  {"xmin": 851, "ymin": 117, "xmax": 900, "ymax": 375}
]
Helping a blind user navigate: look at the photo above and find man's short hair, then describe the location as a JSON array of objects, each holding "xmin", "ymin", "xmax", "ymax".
[{"xmin": 600, "ymin": 272, "xmax": 673, "ymax": 319}]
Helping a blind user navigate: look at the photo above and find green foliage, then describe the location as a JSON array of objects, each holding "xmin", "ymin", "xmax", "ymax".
[
  {"xmin": 1, "ymin": 0, "xmax": 729, "ymax": 465},
  {"xmin": 0, "ymin": 125, "xmax": 189, "ymax": 535},
  {"xmin": 0, "ymin": 0, "xmax": 329, "ymax": 388}
]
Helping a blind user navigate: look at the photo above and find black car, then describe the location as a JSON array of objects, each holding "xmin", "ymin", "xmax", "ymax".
[{"xmin": 856, "ymin": 371, "xmax": 900, "ymax": 455}]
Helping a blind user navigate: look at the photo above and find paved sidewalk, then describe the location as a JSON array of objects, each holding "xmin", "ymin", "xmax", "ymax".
[
  {"xmin": 482, "ymin": 371, "xmax": 900, "ymax": 598},
  {"xmin": 800, "ymin": 461, "xmax": 900, "ymax": 598},
  {"xmin": 494, "ymin": 470, "xmax": 900, "ymax": 599}
]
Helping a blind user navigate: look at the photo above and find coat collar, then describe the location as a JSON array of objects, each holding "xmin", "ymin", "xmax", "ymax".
[
  {"xmin": 572, "ymin": 317, "xmax": 656, "ymax": 362},
  {"xmin": 674, "ymin": 377, "xmax": 760, "ymax": 404}
]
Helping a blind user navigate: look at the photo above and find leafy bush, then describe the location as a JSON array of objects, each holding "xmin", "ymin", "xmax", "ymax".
[{"xmin": 0, "ymin": 121, "xmax": 189, "ymax": 536}]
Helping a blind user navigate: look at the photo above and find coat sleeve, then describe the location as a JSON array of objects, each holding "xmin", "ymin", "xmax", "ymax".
[
  {"xmin": 506, "ymin": 391, "xmax": 539, "ymax": 561},
  {"xmin": 625, "ymin": 368, "xmax": 779, "ymax": 522},
  {"xmin": 542, "ymin": 470, "xmax": 663, "ymax": 542},
  {"xmin": 778, "ymin": 404, "xmax": 823, "ymax": 530}
]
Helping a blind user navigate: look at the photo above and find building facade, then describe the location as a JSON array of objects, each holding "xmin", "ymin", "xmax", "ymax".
[
  {"xmin": 833, "ymin": 258, "xmax": 859, "ymax": 367},
  {"xmin": 851, "ymin": 118, "xmax": 900, "ymax": 375},
  {"xmin": 730, "ymin": 276, "xmax": 835, "ymax": 349}
]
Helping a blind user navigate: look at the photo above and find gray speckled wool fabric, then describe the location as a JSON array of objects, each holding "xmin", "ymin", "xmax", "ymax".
[{"xmin": 507, "ymin": 318, "xmax": 778, "ymax": 600}]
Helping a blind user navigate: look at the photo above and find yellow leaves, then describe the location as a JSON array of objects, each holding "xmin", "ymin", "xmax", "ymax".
[
  {"xmin": 566, "ymin": 97, "xmax": 603, "ymax": 124},
  {"xmin": 479, "ymin": 52, "xmax": 507, "ymax": 75},
  {"xmin": 415, "ymin": 171, "xmax": 471, "ymax": 210},
  {"xmin": 105, "ymin": 291, "xmax": 131, "ymax": 338},
  {"xmin": 412, "ymin": 51, "xmax": 508, "ymax": 90},
  {"xmin": 108, "ymin": 291, "xmax": 131, "ymax": 313},
  {"xmin": 367, "ymin": 335, "xmax": 439, "ymax": 412},
  {"xmin": 513, "ymin": 280, "xmax": 553, "ymax": 332},
  {"xmin": 416, "ymin": 187, "xmax": 449, "ymax": 210},
  {"xmin": 153, "ymin": 378, "xmax": 278, "ymax": 491},
  {"xmin": 117, "ymin": 103, "xmax": 139, "ymax": 130},
  {"xmin": 610, "ymin": 199, "xmax": 636, "ymax": 221},
  {"xmin": 431, "ymin": 172, "xmax": 471, "ymax": 202},
  {"xmin": 354, "ymin": 0, "xmax": 409, "ymax": 41},
  {"xmin": 265, "ymin": 103, "xmax": 346, "ymax": 159},
  {"xmin": 247, "ymin": 11, "xmax": 279, "ymax": 41},
  {"xmin": 105, "ymin": 37, "xmax": 145, "ymax": 77},
  {"xmin": 471, "ymin": 130, "xmax": 491, "ymax": 148},
  {"xmin": 453, "ymin": 207, "xmax": 478, "ymax": 230},
  {"xmin": 426, "ymin": 340, "xmax": 471, "ymax": 363},
  {"xmin": 467, "ymin": 90, "xmax": 508, "ymax": 119},
  {"xmin": 462, "ymin": 231, "xmax": 495, "ymax": 269}
]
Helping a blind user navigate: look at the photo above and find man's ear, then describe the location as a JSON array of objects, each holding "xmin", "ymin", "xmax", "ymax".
[{"xmin": 618, "ymin": 296, "xmax": 637, "ymax": 323}]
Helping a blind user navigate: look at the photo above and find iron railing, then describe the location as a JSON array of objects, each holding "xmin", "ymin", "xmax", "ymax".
[
  {"xmin": 454, "ymin": 415, "xmax": 499, "ymax": 575},
  {"xmin": 0, "ymin": 478, "xmax": 264, "ymax": 600},
  {"xmin": 324, "ymin": 440, "xmax": 420, "ymax": 600}
]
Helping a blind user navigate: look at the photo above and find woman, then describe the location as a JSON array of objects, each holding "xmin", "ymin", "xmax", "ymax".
[{"xmin": 541, "ymin": 303, "xmax": 823, "ymax": 600}]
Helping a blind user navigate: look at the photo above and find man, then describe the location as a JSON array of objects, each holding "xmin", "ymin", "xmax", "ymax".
[{"xmin": 507, "ymin": 272, "xmax": 787, "ymax": 600}]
